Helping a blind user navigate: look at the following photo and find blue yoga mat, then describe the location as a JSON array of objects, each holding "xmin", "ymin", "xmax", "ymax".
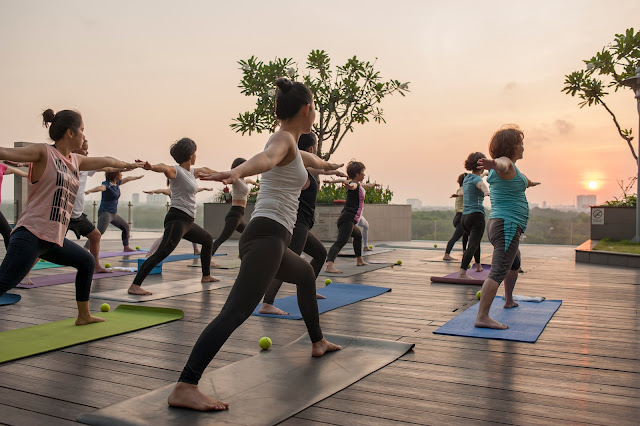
[
  {"xmin": 433, "ymin": 297, "xmax": 562, "ymax": 343},
  {"xmin": 120, "ymin": 253, "xmax": 226, "ymax": 263},
  {"xmin": 252, "ymin": 283, "xmax": 391, "ymax": 320},
  {"xmin": 0, "ymin": 293, "xmax": 21, "ymax": 306}
]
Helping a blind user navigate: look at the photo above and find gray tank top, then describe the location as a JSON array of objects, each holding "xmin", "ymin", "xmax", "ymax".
[
  {"xmin": 252, "ymin": 148, "xmax": 307, "ymax": 233},
  {"xmin": 169, "ymin": 165, "xmax": 198, "ymax": 218}
]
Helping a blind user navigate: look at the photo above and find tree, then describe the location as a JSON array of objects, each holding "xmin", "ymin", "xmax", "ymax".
[
  {"xmin": 230, "ymin": 50, "xmax": 409, "ymax": 160},
  {"xmin": 562, "ymin": 28, "xmax": 640, "ymax": 162}
]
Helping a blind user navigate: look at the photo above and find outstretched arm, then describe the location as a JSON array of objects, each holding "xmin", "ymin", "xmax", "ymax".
[
  {"xmin": 476, "ymin": 181, "xmax": 490, "ymax": 196},
  {"xmin": 361, "ymin": 183, "xmax": 381, "ymax": 190},
  {"xmin": 193, "ymin": 166, "xmax": 217, "ymax": 177},
  {"xmin": 0, "ymin": 144, "xmax": 46, "ymax": 164},
  {"xmin": 477, "ymin": 156, "xmax": 515, "ymax": 179},
  {"xmin": 4, "ymin": 166, "xmax": 28, "ymax": 178},
  {"xmin": 121, "ymin": 175, "xmax": 144, "ymax": 185},
  {"xmin": 85, "ymin": 185, "xmax": 106, "ymax": 194},
  {"xmin": 300, "ymin": 150, "xmax": 343, "ymax": 172},
  {"xmin": 3, "ymin": 160, "xmax": 31, "ymax": 168},
  {"xmin": 525, "ymin": 175, "xmax": 541, "ymax": 188},
  {"xmin": 307, "ymin": 167, "xmax": 347, "ymax": 178},
  {"xmin": 141, "ymin": 162, "xmax": 177, "ymax": 179},
  {"xmin": 197, "ymin": 187, "xmax": 213, "ymax": 193},
  {"xmin": 78, "ymin": 156, "xmax": 144, "ymax": 173},
  {"xmin": 143, "ymin": 189, "xmax": 171, "ymax": 196}
]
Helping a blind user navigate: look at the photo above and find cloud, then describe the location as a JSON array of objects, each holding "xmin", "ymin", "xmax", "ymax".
[
  {"xmin": 554, "ymin": 119, "xmax": 575, "ymax": 136},
  {"xmin": 502, "ymin": 81, "xmax": 517, "ymax": 93}
]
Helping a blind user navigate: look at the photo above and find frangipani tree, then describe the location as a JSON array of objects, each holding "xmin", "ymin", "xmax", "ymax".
[{"xmin": 231, "ymin": 50, "xmax": 409, "ymax": 160}]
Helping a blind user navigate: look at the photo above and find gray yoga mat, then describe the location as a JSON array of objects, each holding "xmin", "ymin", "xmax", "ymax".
[
  {"xmin": 188, "ymin": 258, "xmax": 242, "ymax": 269},
  {"xmin": 18, "ymin": 271, "xmax": 135, "ymax": 288},
  {"xmin": 90, "ymin": 279, "xmax": 232, "ymax": 303},
  {"xmin": 337, "ymin": 247, "xmax": 395, "ymax": 257},
  {"xmin": 77, "ymin": 333, "xmax": 414, "ymax": 426},
  {"xmin": 319, "ymin": 262, "xmax": 395, "ymax": 277}
]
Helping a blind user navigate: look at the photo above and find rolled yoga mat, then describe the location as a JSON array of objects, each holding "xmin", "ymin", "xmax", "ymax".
[
  {"xmin": 17, "ymin": 271, "xmax": 135, "ymax": 289},
  {"xmin": 120, "ymin": 253, "xmax": 225, "ymax": 263},
  {"xmin": 77, "ymin": 333, "xmax": 415, "ymax": 426},
  {"xmin": 429, "ymin": 263, "xmax": 492, "ymax": 285},
  {"xmin": 0, "ymin": 305, "xmax": 184, "ymax": 363},
  {"xmin": 433, "ymin": 296, "xmax": 562, "ymax": 343},
  {"xmin": 0, "ymin": 293, "xmax": 21, "ymax": 306},
  {"xmin": 319, "ymin": 262, "xmax": 395, "ymax": 277},
  {"xmin": 90, "ymin": 278, "xmax": 233, "ymax": 303},
  {"xmin": 252, "ymin": 283, "xmax": 391, "ymax": 319}
]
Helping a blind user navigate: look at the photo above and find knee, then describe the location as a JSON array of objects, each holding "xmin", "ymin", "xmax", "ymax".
[
  {"xmin": 315, "ymin": 246, "xmax": 328, "ymax": 263},
  {"xmin": 87, "ymin": 229, "xmax": 101, "ymax": 243}
]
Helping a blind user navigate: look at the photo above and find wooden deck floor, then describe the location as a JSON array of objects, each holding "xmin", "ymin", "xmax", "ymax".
[{"xmin": 0, "ymin": 238, "xmax": 639, "ymax": 425}]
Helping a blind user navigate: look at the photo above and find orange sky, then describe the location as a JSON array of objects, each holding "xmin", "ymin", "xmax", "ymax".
[{"xmin": 0, "ymin": 0, "xmax": 638, "ymax": 208}]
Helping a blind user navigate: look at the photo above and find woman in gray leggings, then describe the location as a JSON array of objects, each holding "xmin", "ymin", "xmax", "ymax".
[{"xmin": 85, "ymin": 170, "xmax": 143, "ymax": 251}]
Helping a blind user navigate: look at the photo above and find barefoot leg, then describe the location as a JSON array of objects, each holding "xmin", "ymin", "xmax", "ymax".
[
  {"xmin": 503, "ymin": 269, "xmax": 519, "ymax": 308},
  {"xmin": 128, "ymin": 284, "xmax": 152, "ymax": 295},
  {"xmin": 442, "ymin": 253, "xmax": 455, "ymax": 261},
  {"xmin": 474, "ymin": 278, "xmax": 508, "ymax": 329},
  {"xmin": 168, "ymin": 382, "xmax": 229, "ymax": 411},
  {"xmin": 324, "ymin": 261, "xmax": 343, "ymax": 274},
  {"xmin": 201, "ymin": 275, "xmax": 220, "ymax": 283},
  {"xmin": 356, "ymin": 256, "xmax": 368, "ymax": 266},
  {"xmin": 75, "ymin": 301, "xmax": 107, "ymax": 325},
  {"xmin": 258, "ymin": 303, "xmax": 289, "ymax": 315},
  {"xmin": 456, "ymin": 268, "xmax": 471, "ymax": 280},
  {"xmin": 311, "ymin": 338, "xmax": 342, "ymax": 357}
]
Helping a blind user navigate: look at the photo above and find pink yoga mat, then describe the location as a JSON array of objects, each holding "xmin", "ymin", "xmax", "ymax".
[
  {"xmin": 17, "ymin": 271, "xmax": 135, "ymax": 288},
  {"xmin": 430, "ymin": 264, "xmax": 491, "ymax": 285}
]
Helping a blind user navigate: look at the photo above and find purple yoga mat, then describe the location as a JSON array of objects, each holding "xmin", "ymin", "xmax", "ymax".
[
  {"xmin": 99, "ymin": 250, "xmax": 147, "ymax": 258},
  {"xmin": 430, "ymin": 263, "xmax": 491, "ymax": 285},
  {"xmin": 17, "ymin": 271, "xmax": 135, "ymax": 288}
]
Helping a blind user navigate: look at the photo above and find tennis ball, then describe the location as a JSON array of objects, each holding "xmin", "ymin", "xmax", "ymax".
[
  {"xmin": 100, "ymin": 303, "xmax": 110, "ymax": 312},
  {"xmin": 324, "ymin": 279, "xmax": 332, "ymax": 285},
  {"xmin": 476, "ymin": 291, "xmax": 482, "ymax": 300},
  {"xmin": 396, "ymin": 260, "xmax": 402, "ymax": 265},
  {"xmin": 368, "ymin": 245, "xmax": 373, "ymax": 249},
  {"xmin": 136, "ymin": 246, "xmax": 141, "ymax": 250},
  {"xmin": 259, "ymin": 336, "xmax": 272, "ymax": 350},
  {"xmin": 434, "ymin": 244, "xmax": 438, "ymax": 248},
  {"xmin": 39, "ymin": 259, "xmax": 46, "ymax": 263},
  {"xmin": 104, "ymin": 263, "xmax": 111, "ymax": 268},
  {"xmin": 467, "ymin": 264, "xmax": 471, "ymax": 269}
]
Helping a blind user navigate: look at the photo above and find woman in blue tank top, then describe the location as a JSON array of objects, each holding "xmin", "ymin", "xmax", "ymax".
[{"xmin": 475, "ymin": 126, "xmax": 540, "ymax": 330}]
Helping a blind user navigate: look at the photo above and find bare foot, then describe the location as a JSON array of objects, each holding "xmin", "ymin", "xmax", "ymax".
[
  {"xmin": 123, "ymin": 246, "xmax": 136, "ymax": 252},
  {"xmin": 128, "ymin": 284, "xmax": 152, "ymax": 295},
  {"xmin": 193, "ymin": 249, "xmax": 201, "ymax": 255},
  {"xmin": 474, "ymin": 263, "xmax": 484, "ymax": 272},
  {"xmin": 503, "ymin": 300, "xmax": 519, "ymax": 309},
  {"xmin": 316, "ymin": 293, "xmax": 326, "ymax": 299},
  {"xmin": 456, "ymin": 271, "xmax": 471, "ymax": 280},
  {"xmin": 356, "ymin": 261, "xmax": 369, "ymax": 266},
  {"xmin": 363, "ymin": 246, "xmax": 373, "ymax": 251},
  {"xmin": 211, "ymin": 262, "xmax": 221, "ymax": 268},
  {"xmin": 312, "ymin": 338, "xmax": 342, "ymax": 357},
  {"xmin": 201, "ymin": 275, "xmax": 220, "ymax": 283},
  {"xmin": 442, "ymin": 254, "xmax": 455, "ymax": 261},
  {"xmin": 324, "ymin": 265, "xmax": 343, "ymax": 274},
  {"xmin": 259, "ymin": 303, "xmax": 289, "ymax": 315},
  {"xmin": 168, "ymin": 382, "xmax": 229, "ymax": 411},
  {"xmin": 75, "ymin": 314, "xmax": 107, "ymax": 325},
  {"xmin": 20, "ymin": 276, "xmax": 34, "ymax": 286},
  {"xmin": 94, "ymin": 266, "xmax": 111, "ymax": 274},
  {"xmin": 475, "ymin": 317, "xmax": 508, "ymax": 329}
]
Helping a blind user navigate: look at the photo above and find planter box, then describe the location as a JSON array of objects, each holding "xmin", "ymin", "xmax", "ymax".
[
  {"xmin": 575, "ymin": 239, "xmax": 640, "ymax": 268},
  {"xmin": 590, "ymin": 206, "xmax": 636, "ymax": 241},
  {"xmin": 203, "ymin": 203, "xmax": 412, "ymax": 242}
]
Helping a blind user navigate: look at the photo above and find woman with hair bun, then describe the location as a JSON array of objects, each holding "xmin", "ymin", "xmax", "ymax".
[
  {"xmin": 443, "ymin": 173, "xmax": 469, "ymax": 261},
  {"xmin": 168, "ymin": 78, "xmax": 343, "ymax": 411},
  {"xmin": 0, "ymin": 109, "xmax": 143, "ymax": 324},
  {"xmin": 475, "ymin": 126, "xmax": 540, "ymax": 330}
]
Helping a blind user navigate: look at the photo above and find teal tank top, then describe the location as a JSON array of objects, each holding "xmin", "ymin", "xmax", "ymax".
[
  {"xmin": 462, "ymin": 174, "xmax": 485, "ymax": 215},
  {"xmin": 488, "ymin": 164, "xmax": 529, "ymax": 249}
]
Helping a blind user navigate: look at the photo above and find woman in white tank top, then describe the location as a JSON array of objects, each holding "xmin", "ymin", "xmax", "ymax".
[{"xmin": 169, "ymin": 78, "xmax": 343, "ymax": 412}]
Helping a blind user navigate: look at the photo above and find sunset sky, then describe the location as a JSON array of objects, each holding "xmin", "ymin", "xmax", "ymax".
[{"xmin": 1, "ymin": 0, "xmax": 639, "ymax": 208}]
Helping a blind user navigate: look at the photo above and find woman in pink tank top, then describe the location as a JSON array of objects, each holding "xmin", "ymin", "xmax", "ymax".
[{"xmin": 0, "ymin": 109, "xmax": 144, "ymax": 325}]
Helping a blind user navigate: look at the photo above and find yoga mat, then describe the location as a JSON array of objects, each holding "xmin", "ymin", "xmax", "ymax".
[
  {"xmin": 337, "ymin": 247, "xmax": 395, "ymax": 257},
  {"xmin": 188, "ymin": 258, "xmax": 241, "ymax": 269},
  {"xmin": 423, "ymin": 254, "xmax": 492, "ymax": 263},
  {"xmin": 77, "ymin": 333, "xmax": 414, "ymax": 426},
  {"xmin": 120, "ymin": 253, "xmax": 225, "ymax": 263},
  {"xmin": 319, "ymin": 262, "xmax": 394, "ymax": 277},
  {"xmin": 252, "ymin": 283, "xmax": 391, "ymax": 319},
  {"xmin": 0, "ymin": 305, "xmax": 183, "ymax": 364},
  {"xmin": 91, "ymin": 278, "xmax": 233, "ymax": 302},
  {"xmin": 433, "ymin": 297, "xmax": 562, "ymax": 343},
  {"xmin": 429, "ymin": 263, "xmax": 492, "ymax": 285},
  {"xmin": 0, "ymin": 293, "xmax": 21, "ymax": 306},
  {"xmin": 17, "ymin": 271, "xmax": 135, "ymax": 289},
  {"xmin": 31, "ymin": 261, "xmax": 65, "ymax": 270},
  {"xmin": 99, "ymin": 250, "xmax": 148, "ymax": 258}
]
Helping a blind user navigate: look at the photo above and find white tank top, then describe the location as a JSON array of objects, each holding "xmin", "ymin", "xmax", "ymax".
[
  {"xmin": 252, "ymin": 148, "xmax": 307, "ymax": 233},
  {"xmin": 169, "ymin": 165, "xmax": 198, "ymax": 218},
  {"xmin": 232, "ymin": 178, "xmax": 249, "ymax": 201}
]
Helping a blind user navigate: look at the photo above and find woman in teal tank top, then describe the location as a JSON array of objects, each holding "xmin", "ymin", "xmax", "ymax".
[{"xmin": 474, "ymin": 126, "xmax": 540, "ymax": 330}]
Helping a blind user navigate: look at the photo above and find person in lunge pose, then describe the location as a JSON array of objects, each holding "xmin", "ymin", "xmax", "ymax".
[
  {"xmin": 167, "ymin": 78, "xmax": 342, "ymax": 411},
  {"xmin": 0, "ymin": 109, "xmax": 143, "ymax": 323},
  {"xmin": 443, "ymin": 173, "xmax": 469, "ymax": 261},
  {"xmin": 475, "ymin": 125, "xmax": 540, "ymax": 330}
]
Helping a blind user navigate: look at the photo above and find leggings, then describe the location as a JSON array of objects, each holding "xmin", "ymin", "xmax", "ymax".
[
  {"xmin": 262, "ymin": 222, "xmax": 327, "ymax": 304},
  {"xmin": 211, "ymin": 206, "xmax": 247, "ymax": 255},
  {"xmin": 487, "ymin": 218, "xmax": 522, "ymax": 283},
  {"xmin": 357, "ymin": 216, "xmax": 369, "ymax": 247},
  {"xmin": 460, "ymin": 212, "xmax": 484, "ymax": 269},
  {"xmin": 445, "ymin": 212, "xmax": 468, "ymax": 254},
  {"xmin": 0, "ymin": 211, "xmax": 12, "ymax": 249},
  {"xmin": 0, "ymin": 227, "xmax": 94, "ymax": 301},
  {"xmin": 327, "ymin": 214, "xmax": 362, "ymax": 262},
  {"xmin": 86, "ymin": 211, "xmax": 130, "ymax": 248},
  {"xmin": 134, "ymin": 208, "xmax": 213, "ymax": 284},
  {"xmin": 178, "ymin": 217, "xmax": 322, "ymax": 385}
]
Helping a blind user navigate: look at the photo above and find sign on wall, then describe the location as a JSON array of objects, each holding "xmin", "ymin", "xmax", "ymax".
[{"xmin": 591, "ymin": 207, "xmax": 604, "ymax": 225}]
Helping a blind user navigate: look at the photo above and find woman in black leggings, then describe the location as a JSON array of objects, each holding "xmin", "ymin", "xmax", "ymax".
[
  {"xmin": 128, "ymin": 138, "xmax": 219, "ymax": 296},
  {"xmin": 0, "ymin": 108, "xmax": 142, "ymax": 323},
  {"xmin": 324, "ymin": 161, "xmax": 369, "ymax": 274},
  {"xmin": 167, "ymin": 78, "xmax": 342, "ymax": 412},
  {"xmin": 457, "ymin": 152, "xmax": 490, "ymax": 280},
  {"xmin": 443, "ymin": 173, "xmax": 468, "ymax": 261}
]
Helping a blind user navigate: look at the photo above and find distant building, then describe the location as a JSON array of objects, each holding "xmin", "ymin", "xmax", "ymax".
[
  {"xmin": 407, "ymin": 198, "xmax": 422, "ymax": 210},
  {"xmin": 132, "ymin": 193, "xmax": 140, "ymax": 204},
  {"xmin": 146, "ymin": 193, "xmax": 166, "ymax": 204},
  {"xmin": 576, "ymin": 194, "xmax": 597, "ymax": 209},
  {"xmin": 542, "ymin": 201, "xmax": 547, "ymax": 208}
]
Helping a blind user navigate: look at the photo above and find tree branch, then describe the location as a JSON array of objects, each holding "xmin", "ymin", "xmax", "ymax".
[{"xmin": 599, "ymin": 97, "xmax": 638, "ymax": 161}]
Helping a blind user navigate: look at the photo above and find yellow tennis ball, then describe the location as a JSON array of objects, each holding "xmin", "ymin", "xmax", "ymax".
[
  {"xmin": 136, "ymin": 246, "xmax": 141, "ymax": 250},
  {"xmin": 100, "ymin": 303, "xmax": 110, "ymax": 312},
  {"xmin": 104, "ymin": 263, "xmax": 111, "ymax": 268},
  {"xmin": 368, "ymin": 245, "xmax": 373, "ymax": 249},
  {"xmin": 396, "ymin": 260, "xmax": 402, "ymax": 265},
  {"xmin": 259, "ymin": 336, "xmax": 272, "ymax": 350},
  {"xmin": 467, "ymin": 264, "xmax": 471, "ymax": 269},
  {"xmin": 476, "ymin": 291, "xmax": 481, "ymax": 300},
  {"xmin": 434, "ymin": 244, "xmax": 438, "ymax": 248},
  {"xmin": 324, "ymin": 279, "xmax": 332, "ymax": 285}
]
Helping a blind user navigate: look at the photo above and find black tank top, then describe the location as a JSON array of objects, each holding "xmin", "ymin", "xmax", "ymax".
[
  {"xmin": 295, "ymin": 170, "xmax": 318, "ymax": 228},
  {"xmin": 341, "ymin": 181, "xmax": 360, "ymax": 221}
]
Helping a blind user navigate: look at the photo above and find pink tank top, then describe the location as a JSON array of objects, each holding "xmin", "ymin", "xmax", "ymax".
[{"xmin": 14, "ymin": 144, "xmax": 80, "ymax": 246}]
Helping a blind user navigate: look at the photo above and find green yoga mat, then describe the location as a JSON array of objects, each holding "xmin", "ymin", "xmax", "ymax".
[
  {"xmin": 0, "ymin": 305, "xmax": 183, "ymax": 364},
  {"xmin": 31, "ymin": 261, "xmax": 64, "ymax": 270}
]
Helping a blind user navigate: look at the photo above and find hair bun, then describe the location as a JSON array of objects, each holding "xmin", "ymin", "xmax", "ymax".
[
  {"xmin": 42, "ymin": 109, "xmax": 55, "ymax": 128},
  {"xmin": 275, "ymin": 77, "xmax": 293, "ymax": 93}
]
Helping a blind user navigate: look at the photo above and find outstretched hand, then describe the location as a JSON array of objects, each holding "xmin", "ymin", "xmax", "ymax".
[
  {"xmin": 327, "ymin": 162, "xmax": 344, "ymax": 171},
  {"xmin": 477, "ymin": 158, "xmax": 496, "ymax": 170},
  {"xmin": 4, "ymin": 160, "xmax": 29, "ymax": 168},
  {"xmin": 199, "ymin": 170, "xmax": 239, "ymax": 184},
  {"xmin": 529, "ymin": 181, "xmax": 541, "ymax": 187}
]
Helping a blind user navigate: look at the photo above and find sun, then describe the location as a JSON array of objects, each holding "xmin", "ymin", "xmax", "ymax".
[{"xmin": 588, "ymin": 181, "xmax": 598, "ymax": 190}]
